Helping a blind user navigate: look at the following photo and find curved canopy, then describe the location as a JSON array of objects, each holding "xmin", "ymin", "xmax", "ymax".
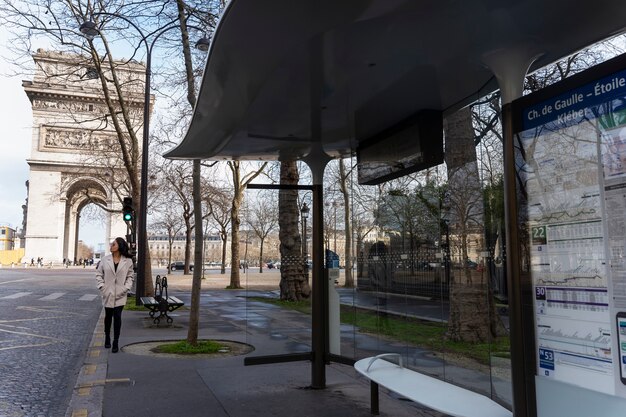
[{"xmin": 165, "ymin": 0, "xmax": 626, "ymax": 161}]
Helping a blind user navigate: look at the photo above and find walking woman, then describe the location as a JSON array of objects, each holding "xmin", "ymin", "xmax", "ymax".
[{"xmin": 96, "ymin": 237, "xmax": 134, "ymax": 353}]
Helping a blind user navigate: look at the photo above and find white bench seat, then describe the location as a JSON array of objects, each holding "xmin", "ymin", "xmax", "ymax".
[{"xmin": 354, "ymin": 354, "xmax": 512, "ymax": 417}]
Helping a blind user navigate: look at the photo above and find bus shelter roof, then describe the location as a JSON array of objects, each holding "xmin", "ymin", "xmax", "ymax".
[{"xmin": 164, "ymin": 0, "xmax": 626, "ymax": 161}]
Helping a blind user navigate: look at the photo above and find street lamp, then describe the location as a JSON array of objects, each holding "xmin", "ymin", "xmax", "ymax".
[
  {"xmin": 301, "ymin": 202, "xmax": 310, "ymax": 273},
  {"xmin": 80, "ymin": 15, "xmax": 209, "ymax": 301}
]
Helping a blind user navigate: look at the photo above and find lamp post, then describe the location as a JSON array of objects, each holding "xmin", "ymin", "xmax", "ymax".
[
  {"xmin": 301, "ymin": 202, "xmax": 310, "ymax": 273},
  {"xmin": 80, "ymin": 16, "xmax": 209, "ymax": 302}
]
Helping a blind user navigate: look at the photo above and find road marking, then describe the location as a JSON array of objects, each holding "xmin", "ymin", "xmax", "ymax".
[
  {"xmin": 2, "ymin": 292, "xmax": 32, "ymax": 299},
  {"xmin": 0, "ymin": 342, "xmax": 57, "ymax": 351},
  {"xmin": 71, "ymin": 409, "xmax": 88, "ymax": 417},
  {"xmin": 84, "ymin": 364, "xmax": 97, "ymax": 375},
  {"xmin": 0, "ymin": 323, "xmax": 32, "ymax": 330},
  {"xmin": 78, "ymin": 294, "xmax": 98, "ymax": 301},
  {"xmin": 0, "ymin": 278, "xmax": 35, "ymax": 285},
  {"xmin": 39, "ymin": 292, "xmax": 66, "ymax": 300},
  {"xmin": 17, "ymin": 306, "xmax": 85, "ymax": 316},
  {"xmin": 78, "ymin": 387, "xmax": 91, "ymax": 396},
  {"xmin": 0, "ymin": 327, "xmax": 61, "ymax": 340}
]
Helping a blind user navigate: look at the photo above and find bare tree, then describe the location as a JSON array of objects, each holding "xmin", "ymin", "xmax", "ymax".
[
  {"xmin": 337, "ymin": 158, "xmax": 354, "ymax": 287},
  {"xmin": 444, "ymin": 107, "xmax": 493, "ymax": 343},
  {"xmin": 227, "ymin": 161, "xmax": 267, "ymax": 289},
  {"xmin": 0, "ymin": 1, "xmax": 170, "ymax": 295},
  {"xmin": 162, "ymin": 161, "xmax": 196, "ymax": 274},
  {"xmin": 248, "ymin": 193, "xmax": 279, "ymax": 273},
  {"xmin": 152, "ymin": 200, "xmax": 185, "ymax": 273},
  {"xmin": 208, "ymin": 186, "xmax": 232, "ymax": 274}
]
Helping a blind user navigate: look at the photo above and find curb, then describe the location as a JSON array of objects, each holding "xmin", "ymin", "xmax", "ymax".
[{"xmin": 64, "ymin": 309, "xmax": 110, "ymax": 417}]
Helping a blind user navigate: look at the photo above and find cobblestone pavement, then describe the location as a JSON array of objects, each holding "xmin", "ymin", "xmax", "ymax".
[{"xmin": 0, "ymin": 269, "xmax": 101, "ymax": 417}]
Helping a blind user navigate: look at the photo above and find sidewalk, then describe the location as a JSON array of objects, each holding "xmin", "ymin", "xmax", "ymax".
[{"xmin": 66, "ymin": 271, "xmax": 509, "ymax": 417}]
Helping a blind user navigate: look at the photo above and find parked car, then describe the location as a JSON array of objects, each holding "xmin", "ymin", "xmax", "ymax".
[
  {"xmin": 465, "ymin": 259, "xmax": 478, "ymax": 269},
  {"xmin": 416, "ymin": 261, "xmax": 433, "ymax": 271},
  {"xmin": 170, "ymin": 261, "xmax": 193, "ymax": 271}
]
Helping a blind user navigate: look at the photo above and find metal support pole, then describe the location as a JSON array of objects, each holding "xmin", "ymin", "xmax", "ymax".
[
  {"xmin": 503, "ymin": 102, "xmax": 536, "ymax": 417},
  {"xmin": 370, "ymin": 381, "xmax": 380, "ymax": 415},
  {"xmin": 311, "ymin": 183, "xmax": 326, "ymax": 388},
  {"xmin": 135, "ymin": 51, "xmax": 151, "ymax": 303},
  {"xmin": 302, "ymin": 217, "xmax": 309, "ymax": 272}
]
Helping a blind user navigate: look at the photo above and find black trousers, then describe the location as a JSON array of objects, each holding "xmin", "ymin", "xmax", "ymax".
[{"xmin": 104, "ymin": 306, "xmax": 124, "ymax": 340}]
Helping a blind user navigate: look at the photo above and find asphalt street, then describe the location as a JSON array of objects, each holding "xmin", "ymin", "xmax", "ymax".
[{"xmin": 0, "ymin": 268, "xmax": 101, "ymax": 417}]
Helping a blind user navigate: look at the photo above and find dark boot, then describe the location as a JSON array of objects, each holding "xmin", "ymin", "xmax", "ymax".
[
  {"xmin": 112, "ymin": 340, "xmax": 119, "ymax": 353},
  {"xmin": 105, "ymin": 334, "xmax": 111, "ymax": 349}
]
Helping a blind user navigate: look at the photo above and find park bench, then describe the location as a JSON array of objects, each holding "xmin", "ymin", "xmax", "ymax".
[
  {"xmin": 139, "ymin": 275, "xmax": 184, "ymax": 325},
  {"xmin": 354, "ymin": 353, "xmax": 512, "ymax": 417}
]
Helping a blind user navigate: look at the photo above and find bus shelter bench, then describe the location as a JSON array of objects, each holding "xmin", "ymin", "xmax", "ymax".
[
  {"xmin": 139, "ymin": 275, "xmax": 184, "ymax": 325},
  {"xmin": 354, "ymin": 354, "xmax": 512, "ymax": 417}
]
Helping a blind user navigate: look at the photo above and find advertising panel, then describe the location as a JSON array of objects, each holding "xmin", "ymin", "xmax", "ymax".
[{"xmin": 513, "ymin": 53, "xmax": 626, "ymax": 397}]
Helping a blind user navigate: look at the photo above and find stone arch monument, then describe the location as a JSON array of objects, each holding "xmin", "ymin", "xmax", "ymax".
[{"xmin": 21, "ymin": 49, "xmax": 146, "ymax": 264}]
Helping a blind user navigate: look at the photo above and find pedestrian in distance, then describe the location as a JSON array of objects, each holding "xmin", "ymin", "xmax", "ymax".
[{"xmin": 95, "ymin": 237, "xmax": 134, "ymax": 353}]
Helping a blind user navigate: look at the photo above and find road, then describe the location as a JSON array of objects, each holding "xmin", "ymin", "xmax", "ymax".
[{"xmin": 0, "ymin": 268, "xmax": 102, "ymax": 417}]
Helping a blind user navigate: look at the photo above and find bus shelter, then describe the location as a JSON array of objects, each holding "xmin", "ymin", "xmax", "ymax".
[{"xmin": 165, "ymin": 1, "xmax": 626, "ymax": 416}]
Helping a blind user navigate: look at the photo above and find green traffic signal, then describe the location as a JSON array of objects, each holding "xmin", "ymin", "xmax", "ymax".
[{"xmin": 122, "ymin": 197, "xmax": 134, "ymax": 222}]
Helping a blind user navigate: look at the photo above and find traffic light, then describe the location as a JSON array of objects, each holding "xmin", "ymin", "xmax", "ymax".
[{"xmin": 122, "ymin": 197, "xmax": 134, "ymax": 222}]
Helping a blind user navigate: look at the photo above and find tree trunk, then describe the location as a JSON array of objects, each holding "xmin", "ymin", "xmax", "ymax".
[
  {"xmin": 444, "ymin": 106, "xmax": 494, "ymax": 343},
  {"xmin": 220, "ymin": 232, "xmax": 227, "ymax": 274},
  {"xmin": 134, "ymin": 187, "xmax": 154, "ymax": 297},
  {"xmin": 229, "ymin": 162, "xmax": 243, "ymax": 289},
  {"xmin": 187, "ymin": 160, "xmax": 203, "ymax": 345},
  {"xmin": 259, "ymin": 239, "xmax": 264, "ymax": 273},
  {"xmin": 144, "ymin": 245, "xmax": 154, "ymax": 297},
  {"xmin": 167, "ymin": 240, "xmax": 173, "ymax": 274},
  {"xmin": 184, "ymin": 223, "xmax": 192, "ymax": 275},
  {"xmin": 339, "ymin": 159, "xmax": 354, "ymax": 287},
  {"xmin": 278, "ymin": 161, "xmax": 310, "ymax": 300}
]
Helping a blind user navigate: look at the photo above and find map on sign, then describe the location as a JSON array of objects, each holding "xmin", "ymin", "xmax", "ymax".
[{"xmin": 518, "ymin": 119, "xmax": 613, "ymax": 393}]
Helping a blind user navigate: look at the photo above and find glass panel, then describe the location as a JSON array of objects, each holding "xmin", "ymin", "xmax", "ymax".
[
  {"xmin": 335, "ymin": 158, "xmax": 449, "ymax": 384},
  {"xmin": 236, "ymin": 110, "xmax": 512, "ymax": 411},
  {"xmin": 242, "ymin": 183, "xmax": 315, "ymax": 357},
  {"xmin": 339, "ymin": 114, "xmax": 511, "ymax": 409}
]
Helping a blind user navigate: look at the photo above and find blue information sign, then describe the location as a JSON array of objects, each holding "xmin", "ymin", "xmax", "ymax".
[{"xmin": 522, "ymin": 68, "xmax": 626, "ymax": 130}]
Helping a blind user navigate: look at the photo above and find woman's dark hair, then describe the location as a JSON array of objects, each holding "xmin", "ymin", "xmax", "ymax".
[{"xmin": 115, "ymin": 237, "xmax": 131, "ymax": 258}]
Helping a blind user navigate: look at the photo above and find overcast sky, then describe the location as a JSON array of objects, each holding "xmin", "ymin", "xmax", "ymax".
[{"xmin": 0, "ymin": 28, "xmax": 105, "ymax": 249}]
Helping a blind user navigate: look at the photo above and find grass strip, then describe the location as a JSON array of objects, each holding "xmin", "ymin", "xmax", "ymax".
[
  {"xmin": 153, "ymin": 340, "xmax": 226, "ymax": 354},
  {"xmin": 249, "ymin": 297, "xmax": 509, "ymax": 364},
  {"xmin": 125, "ymin": 295, "xmax": 189, "ymax": 311},
  {"xmin": 125, "ymin": 296, "xmax": 145, "ymax": 311}
]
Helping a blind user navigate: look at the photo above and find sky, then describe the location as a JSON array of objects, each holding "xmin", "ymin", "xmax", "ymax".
[{"xmin": 0, "ymin": 28, "xmax": 105, "ymax": 249}]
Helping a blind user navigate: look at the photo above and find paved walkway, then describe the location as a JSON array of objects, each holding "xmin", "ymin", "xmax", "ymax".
[{"xmin": 65, "ymin": 270, "xmax": 512, "ymax": 417}]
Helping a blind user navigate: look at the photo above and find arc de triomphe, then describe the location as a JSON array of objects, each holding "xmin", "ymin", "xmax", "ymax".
[{"xmin": 21, "ymin": 49, "xmax": 146, "ymax": 264}]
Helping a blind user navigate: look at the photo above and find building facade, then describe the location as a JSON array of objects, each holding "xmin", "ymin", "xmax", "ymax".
[{"xmin": 0, "ymin": 225, "xmax": 16, "ymax": 250}]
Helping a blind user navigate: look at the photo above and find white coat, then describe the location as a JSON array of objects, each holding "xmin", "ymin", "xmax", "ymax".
[{"xmin": 95, "ymin": 254, "xmax": 134, "ymax": 308}]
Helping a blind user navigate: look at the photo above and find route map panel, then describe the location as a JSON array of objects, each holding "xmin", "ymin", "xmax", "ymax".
[{"xmin": 514, "ymin": 54, "xmax": 626, "ymax": 397}]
